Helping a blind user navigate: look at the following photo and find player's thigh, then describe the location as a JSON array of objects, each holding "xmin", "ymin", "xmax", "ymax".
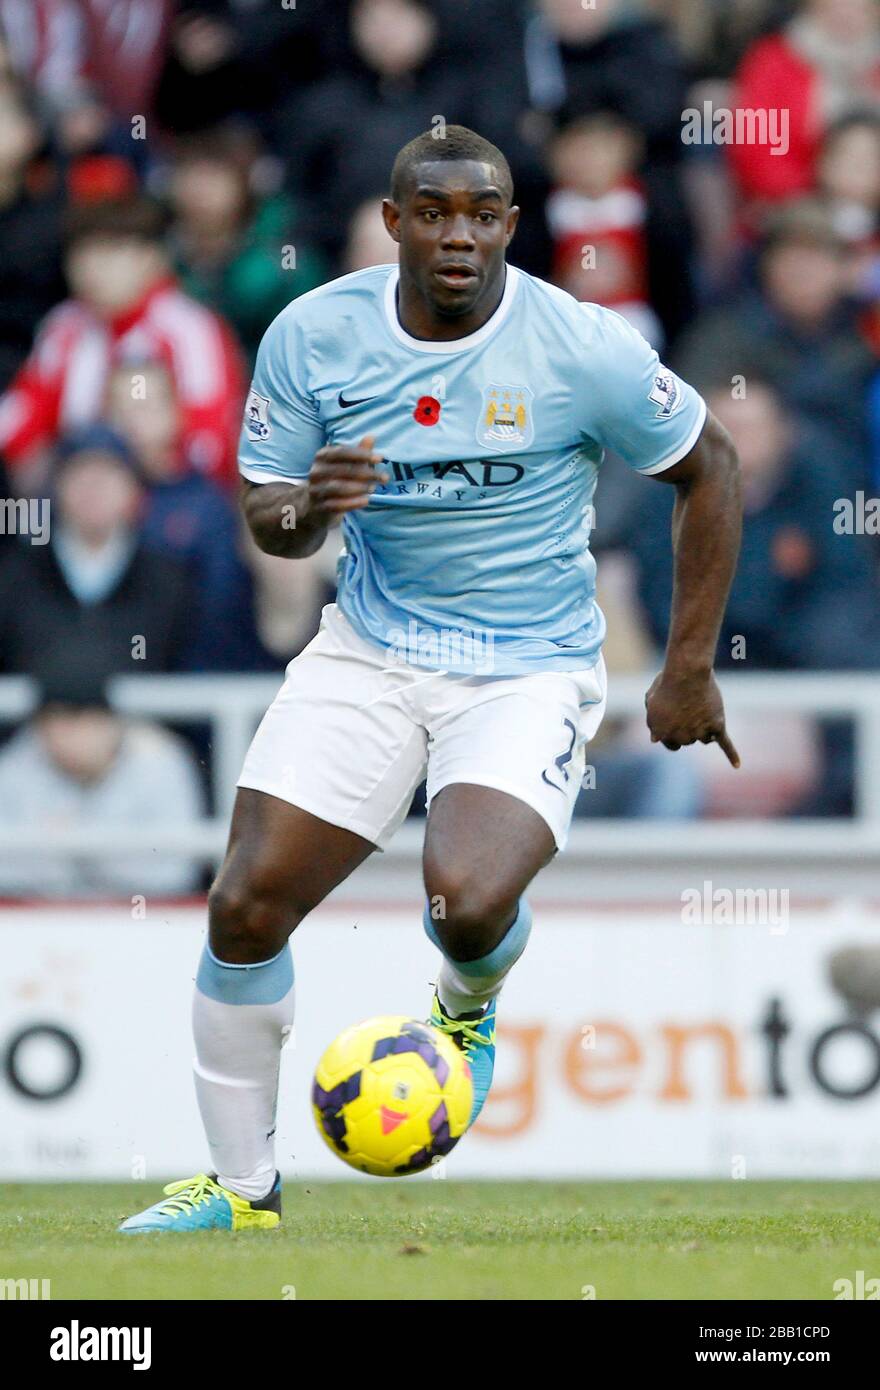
[
  {"xmin": 423, "ymin": 658, "xmax": 607, "ymax": 914},
  {"xmin": 209, "ymin": 787, "xmax": 375, "ymax": 960},
  {"xmin": 423, "ymin": 781, "xmax": 556, "ymax": 926},
  {"xmin": 238, "ymin": 604, "xmax": 428, "ymax": 851}
]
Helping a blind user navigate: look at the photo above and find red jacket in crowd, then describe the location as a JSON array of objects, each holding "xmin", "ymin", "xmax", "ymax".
[
  {"xmin": 0, "ymin": 275, "xmax": 245, "ymax": 486},
  {"xmin": 729, "ymin": 33, "xmax": 880, "ymax": 204}
]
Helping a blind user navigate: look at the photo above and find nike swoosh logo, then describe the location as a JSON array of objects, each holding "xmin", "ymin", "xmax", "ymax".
[{"xmin": 338, "ymin": 392, "xmax": 377, "ymax": 408}]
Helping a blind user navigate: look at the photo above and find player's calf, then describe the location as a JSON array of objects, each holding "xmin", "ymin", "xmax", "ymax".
[{"xmin": 423, "ymin": 893, "xmax": 534, "ymax": 1126}]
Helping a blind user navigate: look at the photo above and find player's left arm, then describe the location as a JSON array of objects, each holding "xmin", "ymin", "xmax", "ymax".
[
  {"xmin": 586, "ymin": 308, "xmax": 743, "ymax": 766},
  {"xmin": 643, "ymin": 410, "xmax": 742, "ymax": 766}
]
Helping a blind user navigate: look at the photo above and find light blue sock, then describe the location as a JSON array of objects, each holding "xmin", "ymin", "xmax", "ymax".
[
  {"xmin": 196, "ymin": 941, "xmax": 294, "ymax": 1005},
  {"xmin": 423, "ymin": 897, "xmax": 533, "ymax": 1015},
  {"xmin": 193, "ymin": 942, "xmax": 295, "ymax": 1199}
]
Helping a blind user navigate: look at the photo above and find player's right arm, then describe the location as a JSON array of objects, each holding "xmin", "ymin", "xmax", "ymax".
[
  {"xmin": 242, "ymin": 437, "xmax": 388, "ymax": 559},
  {"xmin": 238, "ymin": 304, "xmax": 388, "ymax": 559}
]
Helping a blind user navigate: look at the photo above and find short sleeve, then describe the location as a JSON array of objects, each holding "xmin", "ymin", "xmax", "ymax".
[
  {"xmin": 588, "ymin": 308, "xmax": 707, "ymax": 474},
  {"xmin": 238, "ymin": 308, "xmax": 325, "ymax": 484}
]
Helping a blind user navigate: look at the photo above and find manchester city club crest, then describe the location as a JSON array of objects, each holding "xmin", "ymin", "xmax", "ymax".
[{"xmin": 476, "ymin": 383, "xmax": 535, "ymax": 452}]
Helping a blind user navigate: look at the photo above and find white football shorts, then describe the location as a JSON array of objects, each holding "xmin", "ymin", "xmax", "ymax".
[{"xmin": 238, "ymin": 603, "xmax": 607, "ymax": 852}]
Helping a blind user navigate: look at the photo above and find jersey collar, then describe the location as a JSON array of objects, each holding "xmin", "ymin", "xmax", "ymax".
[{"xmin": 383, "ymin": 264, "xmax": 520, "ymax": 354}]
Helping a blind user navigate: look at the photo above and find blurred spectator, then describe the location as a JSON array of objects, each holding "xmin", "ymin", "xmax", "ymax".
[
  {"xmin": 546, "ymin": 113, "xmax": 661, "ymax": 346},
  {"xmin": 520, "ymin": 0, "xmax": 694, "ymax": 337},
  {"xmin": 0, "ymin": 0, "xmax": 86, "ymax": 116},
  {"xmin": 279, "ymin": 0, "xmax": 479, "ymax": 260},
  {"xmin": 0, "ymin": 424, "xmax": 193, "ymax": 682},
  {"xmin": 729, "ymin": 0, "xmax": 880, "ymax": 214},
  {"xmin": 105, "ymin": 358, "xmax": 263, "ymax": 670},
  {"xmin": 0, "ymin": 78, "xmax": 65, "ymax": 392},
  {"xmin": 629, "ymin": 379, "xmax": 880, "ymax": 670},
  {"xmin": 79, "ymin": 0, "xmax": 173, "ymax": 122},
  {"xmin": 674, "ymin": 199, "xmax": 876, "ymax": 470},
  {"xmin": 0, "ymin": 670, "xmax": 203, "ymax": 898},
  {"xmin": 0, "ymin": 195, "xmax": 245, "ymax": 486},
  {"xmin": 0, "ymin": 1, "xmax": 172, "ymax": 121},
  {"xmin": 0, "ymin": 2, "xmax": 169, "ymax": 193},
  {"xmin": 660, "ymin": 0, "xmax": 792, "ymax": 78},
  {"xmin": 154, "ymin": 6, "xmax": 241, "ymax": 135},
  {"xmin": 816, "ymin": 113, "xmax": 880, "ymax": 352},
  {"xmin": 106, "ymin": 353, "xmax": 333, "ymax": 673},
  {"xmin": 817, "ymin": 112, "xmax": 880, "ymax": 250},
  {"xmin": 344, "ymin": 197, "xmax": 398, "ymax": 272},
  {"xmin": 154, "ymin": 2, "xmax": 346, "ymax": 138},
  {"xmin": 167, "ymin": 132, "xmax": 327, "ymax": 364}
]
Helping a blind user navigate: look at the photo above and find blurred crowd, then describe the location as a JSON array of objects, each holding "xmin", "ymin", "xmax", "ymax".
[{"xmin": 2, "ymin": 0, "xmax": 880, "ymax": 894}]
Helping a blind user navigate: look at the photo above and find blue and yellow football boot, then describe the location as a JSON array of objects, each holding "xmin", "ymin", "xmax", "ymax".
[
  {"xmin": 118, "ymin": 1172, "xmax": 281, "ymax": 1233},
  {"xmin": 430, "ymin": 993, "xmax": 497, "ymax": 1127}
]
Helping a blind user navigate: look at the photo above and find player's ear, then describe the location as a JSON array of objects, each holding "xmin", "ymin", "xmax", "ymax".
[
  {"xmin": 382, "ymin": 198, "xmax": 402, "ymax": 244},
  {"xmin": 504, "ymin": 205, "xmax": 520, "ymax": 248}
]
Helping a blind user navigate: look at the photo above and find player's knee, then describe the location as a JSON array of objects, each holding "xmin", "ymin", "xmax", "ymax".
[
  {"xmin": 207, "ymin": 866, "xmax": 306, "ymax": 962},
  {"xmin": 426, "ymin": 871, "xmax": 518, "ymax": 962}
]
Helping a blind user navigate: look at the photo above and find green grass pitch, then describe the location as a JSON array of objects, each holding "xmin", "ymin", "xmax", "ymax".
[{"xmin": 2, "ymin": 1181, "xmax": 878, "ymax": 1300}]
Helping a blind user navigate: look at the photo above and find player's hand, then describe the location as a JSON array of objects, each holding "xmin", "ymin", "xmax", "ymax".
[
  {"xmin": 644, "ymin": 667, "xmax": 740, "ymax": 768},
  {"xmin": 304, "ymin": 436, "xmax": 389, "ymax": 523}
]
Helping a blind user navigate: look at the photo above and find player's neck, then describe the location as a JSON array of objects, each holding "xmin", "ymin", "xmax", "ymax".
[{"xmin": 396, "ymin": 268, "xmax": 507, "ymax": 342}]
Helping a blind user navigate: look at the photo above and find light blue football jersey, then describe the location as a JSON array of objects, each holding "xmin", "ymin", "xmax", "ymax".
[{"xmin": 239, "ymin": 264, "xmax": 706, "ymax": 675}]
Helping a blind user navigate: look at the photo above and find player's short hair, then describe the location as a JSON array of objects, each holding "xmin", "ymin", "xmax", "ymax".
[{"xmin": 390, "ymin": 126, "xmax": 513, "ymax": 204}]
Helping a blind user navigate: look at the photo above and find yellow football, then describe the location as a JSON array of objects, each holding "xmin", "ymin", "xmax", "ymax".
[{"xmin": 311, "ymin": 1015, "xmax": 473, "ymax": 1176}]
